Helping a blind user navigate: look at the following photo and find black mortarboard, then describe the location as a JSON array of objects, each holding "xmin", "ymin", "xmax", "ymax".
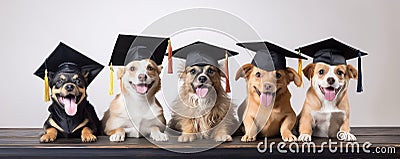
[
  {"xmin": 34, "ymin": 42, "xmax": 104, "ymax": 101},
  {"xmin": 109, "ymin": 34, "xmax": 169, "ymax": 66},
  {"xmin": 236, "ymin": 41, "xmax": 307, "ymax": 71},
  {"xmin": 169, "ymin": 41, "xmax": 239, "ymax": 92},
  {"xmin": 295, "ymin": 37, "xmax": 368, "ymax": 92}
]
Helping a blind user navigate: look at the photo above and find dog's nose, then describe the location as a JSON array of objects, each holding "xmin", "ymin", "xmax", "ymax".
[
  {"xmin": 65, "ymin": 84, "xmax": 75, "ymax": 92},
  {"xmin": 327, "ymin": 77, "xmax": 335, "ymax": 85},
  {"xmin": 198, "ymin": 76, "xmax": 207, "ymax": 83},
  {"xmin": 138, "ymin": 73, "xmax": 147, "ymax": 81},
  {"xmin": 263, "ymin": 82, "xmax": 276, "ymax": 92}
]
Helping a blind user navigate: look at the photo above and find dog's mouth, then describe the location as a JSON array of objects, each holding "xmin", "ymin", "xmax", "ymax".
[
  {"xmin": 319, "ymin": 85, "xmax": 342, "ymax": 101},
  {"xmin": 129, "ymin": 81, "xmax": 154, "ymax": 95},
  {"xmin": 56, "ymin": 94, "xmax": 81, "ymax": 116},
  {"xmin": 192, "ymin": 84, "xmax": 210, "ymax": 98},
  {"xmin": 253, "ymin": 86, "xmax": 279, "ymax": 108}
]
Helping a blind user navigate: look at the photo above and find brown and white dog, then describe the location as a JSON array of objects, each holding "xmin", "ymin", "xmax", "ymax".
[
  {"xmin": 168, "ymin": 65, "xmax": 237, "ymax": 142},
  {"xmin": 102, "ymin": 59, "xmax": 168, "ymax": 142},
  {"xmin": 297, "ymin": 62, "xmax": 358, "ymax": 141},
  {"xmin": 236, "ymin": 64, "xmax": 301, "ymax": 142}
]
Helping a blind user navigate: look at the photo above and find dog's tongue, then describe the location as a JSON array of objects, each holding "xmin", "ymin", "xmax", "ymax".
[
  {"xmin": 64, "ymin": 97, "xmax": 77, "ymax": 116},
  {"xmin": 196, "ymin": 87, "xmax": 208, "ymax": 98},
  {"xmin": 260, "ymin": 93, "xmax": 273, "ymax": 107},
  {"xmin": 324, "ymin": 88, "xmax": 336, "ymax": 101},
  {"xmin": 136, "ymin": 85, "xmax": 148, "ymax": 94}
]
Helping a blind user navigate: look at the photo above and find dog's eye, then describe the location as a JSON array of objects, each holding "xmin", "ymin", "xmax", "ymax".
[
  {"xmin": 276, "ymin": 72, "xmax": 281, "ymax": 79},
  {"xmin": 147, "ymin": 66, "xmax": 153, "ymax": 71},
  {"xmin": 75, "ymin": 79, "xmax": 81, "ymax": 84},
  {"xmin": 255, "ymin": 72, "xmax": 261, "ymax": 78},
  {"xmin": 319, "ymin": 69, "xmax": 324, "ymax": 75},
  {"xmin": 190, "ymin": 69, "xmax": 196, "ymax": 75},
  {"xmin": 337, "ymin": 70, "xmax": 344, "ymax": 76},
  {"xmin": 207, "ymin": 68, "xmax": 214, "ymax": 74},
  {"xmin": 130, "ymin": 66, "xmax": 135, "ymax": 71}
]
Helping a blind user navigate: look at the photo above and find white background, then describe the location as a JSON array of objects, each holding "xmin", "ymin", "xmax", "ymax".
[{"xmin": 0, "ymin": 0, "xmax": 399, "ymax": 127}]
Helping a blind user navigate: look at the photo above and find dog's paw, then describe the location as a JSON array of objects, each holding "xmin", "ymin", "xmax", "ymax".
[
  {"xmin": 282, "ymin": 134, "xmax": 297, "ymax": 142},
  {"xmin": 40, "ymin": 134, "xmax": 57, "ymax": 143},
  {"xmin": 241, "ymin": 134, "xmax": 256, "ymax": 142},
  {"xmin": 337, "ymin": 131, "xmax": 357, "ymax": 141},
  {"xmin": 81, "ymin": 133, "xmax": 97, "ymax": 142},
  {"xmin": 298, "ymin": 134, "xmax": 312, "ymax": 142},
  {"xmin": 109, "ymin": 132, "xmax": 125, "ymax": 142},
  {"xmin": 150, "ymin": 131, "xmax": 169, "ymax": 142},
  {"xmin": 215, "ymin": 134, "xmax": 232, "ymax": 142},
  {"xmin": 178, "ymin": 134, "xmax": 196, "ymax": 142}
]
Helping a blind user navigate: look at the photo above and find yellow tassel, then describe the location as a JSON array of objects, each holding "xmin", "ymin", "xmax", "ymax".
[
  {"xmin": 168, "ymin": 39, "xmax": 173, "ymax": 74},
  {"xmin": 109, "ymin": 63, "xmax": 114, "ymax": 95},
  {"xmin": 44, "ymin": 69, "xmax": 50, "ymax": 102},
  {"xmin": 297, "ymin": 50, "xmax": 303, "ymax": 87}
]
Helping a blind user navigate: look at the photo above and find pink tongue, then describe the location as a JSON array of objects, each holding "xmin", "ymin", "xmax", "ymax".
[
  {"xmin": 136, "ymin": 85, "xmax": 148, "ymax": 94},
  {"xmin": 64, "ymin": 97, "xmax": 77, "ymax": 116},
  {"xmin": 324, "ymin": 89, "xmax": 336, "ymax": 101},
  {"xmin": 260, "ymin": 93, "xmax": 273, "ymax": 107},
  {"xmin": 196, "ymin": 87, "xmax": 208, "ymax": 98}
]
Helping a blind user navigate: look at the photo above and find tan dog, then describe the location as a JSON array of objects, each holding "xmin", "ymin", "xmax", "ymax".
[
  {"xmin": 236, "ymin": 64, "xmax": 301, "ymax": 142},
  {"xmin": 297, "ymin": 63, "xmax": 358, "ymax": 142},
  {"xmin": 102, "ymin": 59, "xmax": 168, "ymax": 142},
  {"xmin": 168, "ymin": 65, "xmax": 237, "ymax": 142}
]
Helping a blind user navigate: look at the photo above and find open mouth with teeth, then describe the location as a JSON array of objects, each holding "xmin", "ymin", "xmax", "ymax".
[
  {"xmin": 319, "ymin": 85, "xmax": 341, "ymax": 101},
  {"xmin": 253, "ymin": 86, "xmax": 279, "ymax": 108},
  {"xmin": 192, "ymin": 84, "xmax": 210, "ymax": 98},
  {"xmin": 56, "ymin": 94, "xmax": 81, "ymax": 116},
  {"xmin": 129, "ymin": 81, "xmax": 154, "ymax": 94}
]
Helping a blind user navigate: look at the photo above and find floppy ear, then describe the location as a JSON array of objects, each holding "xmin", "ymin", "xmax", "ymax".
[
  {"xmin": 346, "ymin": 64, "xmax": 358, "ymax": 79},
  {"xmin": 117, "ymin": 68, "xmax": 125, "ymax": 79},
  {"xmin": 286, "ymin": 67, "xmax": 302, "ymax": 87},
  {"xmin": 303, "ymin": 63, "xmax": 315, "ymax": 81},
  {"xmin": 235, "ymin": 63, "xmax": 253, "ymax": 81}
]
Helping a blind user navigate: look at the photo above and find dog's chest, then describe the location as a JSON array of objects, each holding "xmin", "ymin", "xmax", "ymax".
[{"xmin": 311, "ymin": 99, "xmax": 346, "ymax": 137}]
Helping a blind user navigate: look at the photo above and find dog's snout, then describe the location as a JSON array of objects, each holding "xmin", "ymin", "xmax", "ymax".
[
  {"xmin": 65, "ymin": 84, "xmax": 75, "ymax": 92},
  {"xmin": 263, "ymin": 83, "xmax": 276, "ymax": 92},
  {"xmin": 198, "ymin": 76, "xmax": 207, "ymax": 83},
  {"xmin": 138, "ymin": 73, "xmax": 147, "ymax": 81},
  {"xmin": 327, "ymin": 77, "xmax": 335, "ymax": 85}
]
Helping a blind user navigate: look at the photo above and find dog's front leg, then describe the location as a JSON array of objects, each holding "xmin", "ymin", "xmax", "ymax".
[
  {"xmin": 280, "ymin": 114, "xmax": 297, "ymax": 142},
  {"xmin": 107, "ymin": 128, "xmax": 126, "ymax": 142},
  {"xmin": 149, "ymin": 126, "xmax": 168, "ymax": 141},
  {"xmin": 337, "ymin": 115, "xmax": 356, "ymax": 141},
  {"xmin": 241, "ymin": 114, "xmax": 257, "ymax": 142},
  {"xmin": 81, "ymin": 127, "xmax": 97, "ymax": 142},
  {"xmin": 298, "ymin": 109, "xmax": 313, "ymax": 142},
  {"xmin": 177, "ymin": 119, "xmax": 196, "ymax": 142},
  {"xmin": 213, "ymin": 124, "xmax": 232, "ymax": 142},
  {"xmin": 40, "ymin": 127, "xmax": 58, "ymax": 143}
]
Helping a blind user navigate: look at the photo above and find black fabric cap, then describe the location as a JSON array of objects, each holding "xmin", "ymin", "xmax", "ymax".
[
  {"xmin": 169, "ymin": 41, "xmax": 239, "ymax": 67},
  {"xmin": 34, "ymin": 42, "xmax": 104, "ymax": 86},
  {"xmin": 109, "ymin": 34, "xmax": 169, "ymax": 66},
  {"xmin": 295, "ymin": 38, "xmax": 367, "ymax": 65},
  {"xmin": 236, "ymin": 41, "xmax": 307, "ymax": 71}
]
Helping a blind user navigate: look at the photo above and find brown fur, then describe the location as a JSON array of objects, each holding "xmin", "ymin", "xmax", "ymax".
[
  {"xmin": 236, "ymin": 64, "xmax": 301, "ymax": 142},
  {"xmin": 169, "ymin": 65, "xmax": 237, "ymax": 142},
  {"xmin": 298, "ymin": 63, "xmax": 358, "ymax": 141}
]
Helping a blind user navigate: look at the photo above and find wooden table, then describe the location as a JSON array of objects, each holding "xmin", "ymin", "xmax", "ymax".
[{"xmin": 0, "ymin": 127, "xmax": 398, "ymax": 159}]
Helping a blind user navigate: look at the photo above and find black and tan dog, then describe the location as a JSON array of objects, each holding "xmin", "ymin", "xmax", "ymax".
[{"xmin": 34, "ymin": 42, "xmax": 103, "ymax": 143}]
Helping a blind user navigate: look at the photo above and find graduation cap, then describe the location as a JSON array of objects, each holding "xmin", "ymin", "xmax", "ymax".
[
  {"xmin": 295, "ymin": 37, "xmax": 368, "ymax": 93},
  {"xmin": 108, "ymin": 34, "xmax": 170, "ymax": 95},
  {"xmin": 34, "ymin": 42, "xmax": 104, "ymax": 102},
  {"xmin": 169, "ymin": 41, "xmax": 239, "ymax": 92},
  {"xmin": 236, "ymin": 41, "xmax": 307, "ymax": 87}
]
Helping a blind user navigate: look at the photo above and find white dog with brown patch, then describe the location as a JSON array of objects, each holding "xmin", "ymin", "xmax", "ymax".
[{"xmin": 102, "ymin": 59, "xmax": 168, "ymax": 142}]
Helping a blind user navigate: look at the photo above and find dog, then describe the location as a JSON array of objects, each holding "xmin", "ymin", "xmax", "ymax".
[
  {"xmin": 40, "ymin": 63, "xmax": 101, "ymax": 143},
  {"xmin": 236, "ymin": 64, "xmax": 301, "ymax": 142},
  {"xmin": 297, "ymin": 62, "xmax": 358, "ymax": 141},
  {"xmin": 168, "ymin": 64, "xmax": 237, "ymax": 142},
  {"xmin": 102, "ymin": 59, "xmax": 168, "ymax": 142}
]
